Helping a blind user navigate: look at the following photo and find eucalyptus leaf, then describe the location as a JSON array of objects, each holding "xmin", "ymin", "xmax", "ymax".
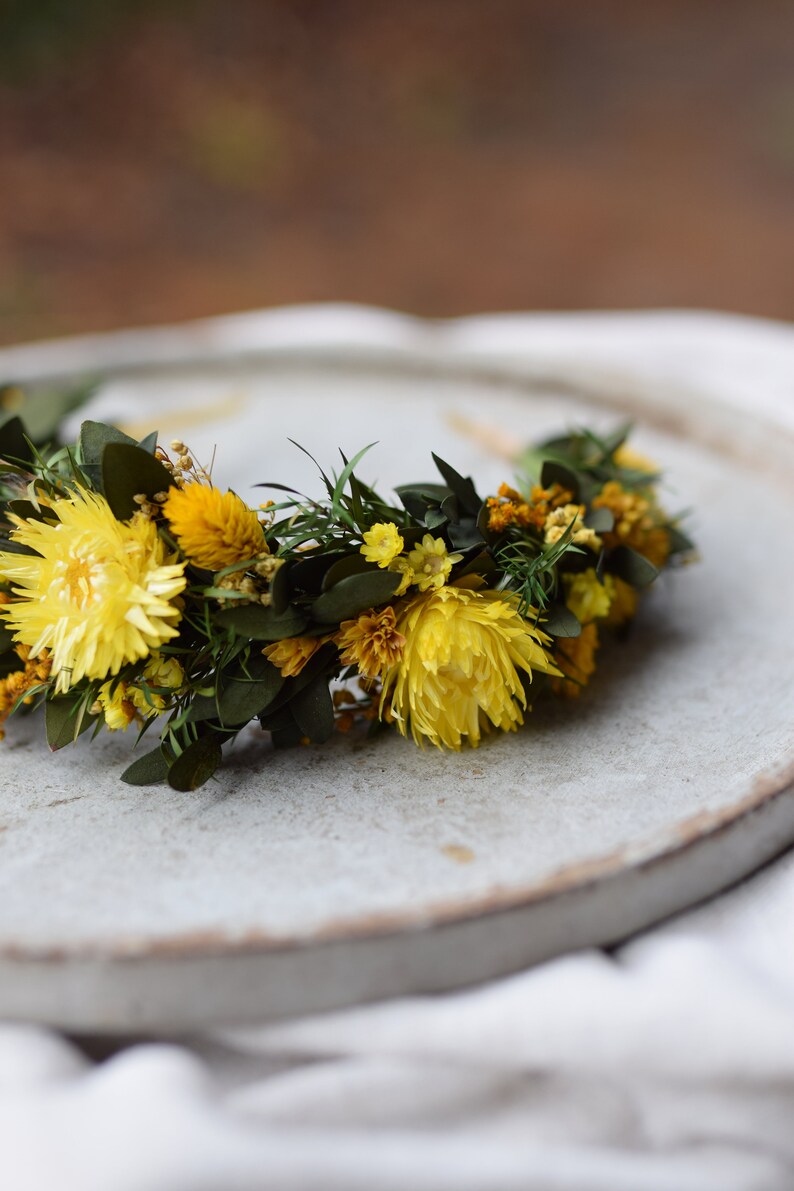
[
  {"xmin": 311, "ymin": 569, "xmax": 400, "ymax": 623},
  {"xmin": 321, "ymin": 552, "xmax": 372, "ymax": 591},
  {"xmin": 291, "ymin": 675, "xmax": 335, "ymax": 743},
  {"xmin": 102, "ymin": 443, "xmax": 175, "ymax": 520},
  {"xmin": 431, "ymin": 454, "xmax": 481, "ymax": 516},
  {"xmin": 607, "ymin": 545, "xmax": 659, "ymax": 588},
  {"xmin": 189, "ymin": 655, "xmax": 283, "ymax": 726},
  {"xmin": 45, "ymin": 695, "xmax": 97, "ymax": 751},
  {"xmin": 167, "ymin": 733, "xmax": 223, "ymax": 791},
  {"xmin": 585, "ymin": 507, "xmax": 614, "ymax": 533},
  {"xmin": 121, "ymin": 746, "xmax": 170, "ymax": 786},
  {"xmin": 424, "ymin": 507, "xmax": 448, "ymax": 530},
  {"xmin": 213, "ymin": 603, "xmax": 308, "ymax": 641},
  {"xmin": 269, "ymin": 557, "xmax": 292, "ymax": 614},
  {"xmin": 540, "ymin": 603, "xmax": 582, "ymax": 638},
  {"xmin": 0, "ymin": 416, "xmax": 32, "ymax": 466},
  {"xmin": 79, "ymin": 420, "xmax": 137, "ymax": 467},
  {"xmin": 667, "ymin": 525, "xmax": 695, "ymax": 554},
  {"xmin": 540, "ymin": 459, "xmax": 580, "ymax": 501}
]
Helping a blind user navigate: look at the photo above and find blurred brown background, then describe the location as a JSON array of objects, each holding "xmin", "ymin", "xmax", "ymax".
[{"xmin": 1, "ymin": 0, "xmax": 792, "ymax": 346}]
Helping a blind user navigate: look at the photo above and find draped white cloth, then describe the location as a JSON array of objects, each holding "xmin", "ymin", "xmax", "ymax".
[{"xmin": 1, "ymin": 309, "xmax": 792, "ymax": 1191}]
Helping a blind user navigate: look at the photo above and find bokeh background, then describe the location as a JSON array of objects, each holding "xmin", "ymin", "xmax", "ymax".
[{"xmin": 1, "ymin": 0, "xmax": 792, "ymax": 345}]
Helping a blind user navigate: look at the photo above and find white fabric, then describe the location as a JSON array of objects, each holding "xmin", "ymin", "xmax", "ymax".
[{"xmin": 1, "ymin": 309, "xmax": 792, "ymax": 1191}]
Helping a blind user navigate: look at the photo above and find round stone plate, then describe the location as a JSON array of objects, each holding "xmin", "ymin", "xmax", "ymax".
[{"xmin": 0, "ymin": 307, "xmax": 792, "ymax": 1033}]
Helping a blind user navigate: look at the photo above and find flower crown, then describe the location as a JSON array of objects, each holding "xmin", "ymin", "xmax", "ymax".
[{"xmin": 0, "ymin": 392, "xmax": 695, "ymax": 791}]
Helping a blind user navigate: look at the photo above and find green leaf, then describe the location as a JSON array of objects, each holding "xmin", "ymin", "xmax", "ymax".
[
  {"xmin": 45, "ymin": 695, "xmax": 97, "ymax": 751},
  {"xmin": 0, "ymin": 416, "xmax": 33, "ymax": 466},
  {"xmin": 189, "ymin": 654, "xmax": 283, "ymax": 726},
  {"xmin": 102, "ymin": 442, "xmax": 175, "ymax": 520},
  {"xmin": 291, "ymin": 675, "xmax": 335, "ymax": 743},
  {"xmin": 448, "ymin": 519, "xmax": 484, "ymax": 550},
  {"xmin": 667, "ymin": 525, "xmax": 696, "ymax": 554},
  {"xmin": 431, "ymin": 454, "xmax": 481, "ymax": 516},
  {"xmin": 321, "ymin": 552, "xmax": 372, "ymax": 591},
  {"xmin": 585, "ymin": 507, "xmax": 614, "ymax": 533},
  {"xmin": 79, "ymin": 420, "xmax": 137, "ymax": 466},
  {"xmin": 7, "ymin": 499, "xmax": 49, "ymax": 524},
  {"xmin": 213, "ymin": 603, "xmax": 308, "ymax": 641},
  {"xmin": 121, "ymin": 746, "xmax": 170, "ymax": 786},
  {"xmin": 424, "ymin": 506, "xmax": 448, "ymax": 530},
  {"xmin": 311, "ymin": 569, "xmax": 400, "ymax": 623},
  {"xmin": 540, "ymin": 459, "xmax": 580, "ymax": 501},
  {"xmin": 607, "ymin": 545, "xmax": 659, "ymax": 588},
  {"xmin": 138, "ymin": 431, "xmax": 159, "ymax": 454},
  {"xmin": 269, "ymin": 557, "xmax": 292, "ymax": 613},
  {"xmin": 540, "ymin": 603, "xmax": 582, "ymax": 638},
  {"xmin": 290, "ymin": 550, "xmax": 347, "ymax": 594},
  {"xmin": 167, "ymin": 733, "xmax": 223, "ymax": 791}
]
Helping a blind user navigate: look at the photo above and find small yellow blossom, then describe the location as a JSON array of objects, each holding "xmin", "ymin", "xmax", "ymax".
[
  {"xmin": 380, "ymin": 586, "xmax": 561, "ymax": 750},
  {"xmin": 337, "ymin": 606, "xmax": 406, "ymax": 679},
  {"xmin": 388, "ymin": 555, "xmax": 414, "ymax": 595},
  {"xmin": 592, "ymin": 482, "xmax": 669, "ymax": 569},
  {"xmin": 96, "ymin": 654, "xmax": 184, "ymax": 732},
  {"xmin": 360, "ymin": 522, "xmax": 404, "ymax": 568},
  {"xmin": 564, "ymin": 568, "xmax": 615, "ymax": 623},
  {"xmin": 551, "ymin": 623, "xmax": 600, "ymax": 699},
  {"xmin": 263, "ymin": 636, "xmax": 323, "ymax": 678},
  {"xmin": 0, "ymin": 489, "xmax": 186, "ymax": 694},
  {"xmin": 407, "ymin": 534, "xmax": 463, "ymax": 592},
  {"xmin": 604, "ymin": 577, "xmax": 638, "ymax": 626},
  {"xmin": 613, "ymin": 444, "xmax": 658, "ymax": 474},
  {"xmin": 543, "ymin": 504, "xmax": 602, "ymax": 551},
  {"xmin": 163, "ymin": 483, "xmax": 266, "ymax": 571},
  {"xmin": 0, "ymin": 645, "xmax": 52, "ymax": 739}
]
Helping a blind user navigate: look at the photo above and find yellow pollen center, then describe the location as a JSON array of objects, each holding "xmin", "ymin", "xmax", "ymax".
[{"xmin": 64, "ymin": 557, "xmax": 95, "ymax": 607}]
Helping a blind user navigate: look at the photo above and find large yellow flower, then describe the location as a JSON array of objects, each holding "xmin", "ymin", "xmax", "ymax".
[
  {"xmin": 380, "ymin": 585, "xmax": 561, "ymax": 750},
  {"xmin": 0, "ymin": 490, "xmax": 186, "ymax": 694},
  {"xmin": 163, "ymin": 482, "xmax": 265, "ymax": 571}
]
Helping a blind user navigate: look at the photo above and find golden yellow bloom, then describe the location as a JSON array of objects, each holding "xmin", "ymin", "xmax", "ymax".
[
  {"xmin": 564, "ymin": 568, "xmax": 615, "ymax": 623},
  {"xmin": 0, "ymin": 490, "xmax": 186, "ymax": 694},
  {"xmin": 613, "ymin": 444, "xmax": 658, "ymax": 474},
  {"xmin": 544, "ymin": 504, "xmax": 602, "ymax": 551},
  {"xmin": 0, "ymin": 645, "xmax": 52, "ymax": 739},
  {"xmin": 407, "ymin": 534, "xmax": 463, "ymax": 592},
  {"xmin": 551, "ymin": 623, "xmax": 600, "ymax": 699},
  {"xmin": 388, "ymin": 555, "xmax": 414, "ymax": 595},
  {"xmin": 337, "ymin": 606, "xmax": 406, "ymax": 679},
  {"xmin": 163, "ymin": 482, "xmax": 265, "ymax": 571},
  {"xmin": 360, "ymin": 522, "xmax": 404, "ymax": 568},
  {"xmin": 96, "ymin": 654, "xmax": 185, "ymax": 732},
  {"xmin": 604, "ymin": 577, "xmax": 638, "ymax": 626},
  {"xmin": 381, "ymin": 586, "xmax": 561, "ymax": 750},
  {"xmin": 592, "ymin": 481, "xmax": 670, "ymax": 569},
  {"xmin": 263, "ymin": 636, "xmax": 323, "ymax": 678}
]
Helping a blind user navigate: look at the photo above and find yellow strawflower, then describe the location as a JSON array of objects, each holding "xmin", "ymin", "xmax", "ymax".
[
  {"xmin": 0, "ymin": 644, "xmax": 52, "ymax": 739},
  {"xmin": 551, "ymin": 623, "xmax": 600, "ymax": 698},
  {"xmin": 543, "ymin": 504, "xmax": 602, "ymax": 551},
  {"xmin": 388, "ymin": 555, "xmax": 414, "ymax": 595},
  {"xmin": 592, "ymin": 481, "xmax": 670, "ymax": 569},
  {"xmin": 263, "ymin": 636, "xmax": 323, "ymax": 678},
  {"xmin": 564, "ymin": 568, "xmax": 615, "ymax": 623},
  {"xmin": 605, "ymin": 577, "xmax": 638, "ymax": 626},
  {"xmin": 163, "ymin": 482, "xmax": 265, "ymax": 571},
  {"xmin": 360, "ymin": 522, "xmax": 404, "ymax": 568},
  {"xmin": 337, "ymin": 606, "xmax": 406, "ymax": 679},
  {"xmin": 0, "ymin": 490, "xmax": 186, "ymax": 694},
  {"xmin": 95, "ymin": 654, "xmax": 185, "ymax": 732},
  {"xmin": 380, "ymin": 585, "xmax": 561, "ymax": 750},
  {"xmin": 407, "ymin": 534, "xmax": 463, "ymax": 592}
]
